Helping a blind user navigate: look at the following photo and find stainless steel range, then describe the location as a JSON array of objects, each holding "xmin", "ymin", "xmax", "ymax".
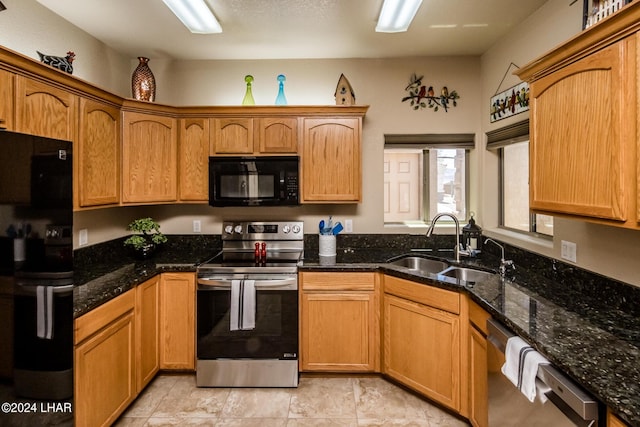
[{"xmin": 196, "ymin": 221, "xmax": 303, "ymax": 387}]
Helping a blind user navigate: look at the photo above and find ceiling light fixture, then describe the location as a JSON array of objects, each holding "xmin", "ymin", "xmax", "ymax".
[
  {"xmin": 375, "ymin": 0, "xmax": 423, "ymax": 33},
  {"xmin": 162, "ymin": 0, "xmax": 222, "ymax": 34}
]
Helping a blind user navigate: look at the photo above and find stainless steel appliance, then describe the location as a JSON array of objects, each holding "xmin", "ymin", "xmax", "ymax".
[
  {"xmin": 0, "ymin": 131, "xmax": 74, "ymax": 425},
  {"xmin": 209, "ymin": 156, "xmax": 299, "ymax": 207},
  {"xmin": 196, "ymin": 221, "xmax": 303, "ymax": 387},
  {"xmin": 486, "ymin": 318, "xmax": 604, "ymax": 427}
]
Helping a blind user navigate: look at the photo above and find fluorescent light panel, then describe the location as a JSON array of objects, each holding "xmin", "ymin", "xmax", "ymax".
[
  {"xmin": 376, "ymin": 0, "xmax": 423, "ymax": 33},
  {"xmin": 162, "ymin": 0, "xmax": 222, "ymax": 34}
]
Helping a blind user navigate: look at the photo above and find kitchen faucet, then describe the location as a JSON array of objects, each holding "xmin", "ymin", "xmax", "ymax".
[
  {"xmin": 426, "ymin": 213, "xmax": 468, "ymax": 263},
  {"xmin": 484, "ymin": 238, "xmax": 514, "ymax": 276}
]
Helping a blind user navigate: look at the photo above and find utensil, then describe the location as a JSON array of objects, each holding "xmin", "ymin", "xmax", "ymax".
[
  {"xmin": 319, "ymin": 220, "xmax": 325, "ymax": 234},
  {"xmin": 332, "ymin": 222, "xmax": 343, "ymax": 235}
]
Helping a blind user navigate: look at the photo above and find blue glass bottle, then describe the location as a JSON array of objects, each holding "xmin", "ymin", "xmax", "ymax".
[{"xmin": 275, "ymin": 74, "xmax": 287, "ymax": 105}]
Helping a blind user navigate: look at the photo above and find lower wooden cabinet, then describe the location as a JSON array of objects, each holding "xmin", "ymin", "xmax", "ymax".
[
  {"xmin": 383, "ymin": 275, "xmax": 463, "ymax": 413},
  {"xmin": 159, "ymin": 272, "xmax": 196, "ymax": 370},
  {"xmin": 469, "ymin": 321, "xmax": 488, "ymax": 427},
  {"xmin": 135, "ymin": 276, "xmax": 160, "ymax": 392},
  {"xmin": 74, "ymin": 289, "xmax": 136, "ymax": 427},
  {"xmin": 608, "ymin": 409, "xmax": 630, "ymax": 427},
  {"xmin": 299, "ymin": 271, "xmax": 380, "ymax": 372}
]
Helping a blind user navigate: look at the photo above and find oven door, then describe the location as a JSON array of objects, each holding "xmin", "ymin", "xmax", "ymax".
[{"xmin": 196, "ymin": 275, "xmax": 298, "ymax": 360}]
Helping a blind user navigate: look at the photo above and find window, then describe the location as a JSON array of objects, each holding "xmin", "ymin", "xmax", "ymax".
[
  {"xmin": 487, "ymin": 120, "xmax": 553, "ymax": 237},
  {"xmin": 383, "ymin": 134, "xmax": 473, "ymax": 225}
]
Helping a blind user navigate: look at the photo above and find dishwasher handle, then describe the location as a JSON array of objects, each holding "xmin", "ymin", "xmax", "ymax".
[{"xmin": 486, "ymin": 318, "xmax": 601, "ymax": 425}]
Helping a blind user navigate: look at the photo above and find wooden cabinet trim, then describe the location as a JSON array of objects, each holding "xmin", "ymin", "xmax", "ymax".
[
  {"xmin": 74, "ymin": 289, "xmax": 135, "ymax": 344},
  {"xmin": 300, "ymin": 271, "xmax": 376, "ymax": 291},
  {"xmin": 383, "ymin": 275, "xmax": 460, "ymax": 314}
]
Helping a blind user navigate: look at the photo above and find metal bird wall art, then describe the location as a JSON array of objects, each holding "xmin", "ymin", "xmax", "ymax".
[
  {"xmin": 402, "ymin": 73, "xmax": 459, "ymax": 112},
  {"xmin": 37, "ymin": 51, "xmax": 75, "ymax": 74}
]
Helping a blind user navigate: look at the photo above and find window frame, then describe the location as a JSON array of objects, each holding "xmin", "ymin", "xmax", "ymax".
[
  {"xmin": 487, "ymin": 120, "xmax": 553, "ymax": 239},
  {"xmin": 383, "ymin": 133, "xmax": 474, "ymax": 225}
]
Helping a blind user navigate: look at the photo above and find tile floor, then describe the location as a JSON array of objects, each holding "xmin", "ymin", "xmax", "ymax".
[{"xmin": 115, "ymin": 374, "xmax": 470, "ymax": 426}]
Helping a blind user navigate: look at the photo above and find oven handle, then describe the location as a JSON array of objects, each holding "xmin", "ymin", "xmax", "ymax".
[
  {"xmin": 197, "ymin": 277, "xmax": 298, "ymax": 291},
  {"xmin": 486, "ymin": 318, "xmax": 600, "ymax": 425}
]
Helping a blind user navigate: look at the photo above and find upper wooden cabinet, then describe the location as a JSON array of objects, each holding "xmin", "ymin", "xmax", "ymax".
[
  {"xmin": 516, "ymin": 5, "xmax": 640, "ymax": 229},
  {"xmin": 212, "ymin": 117, "xmax": 253, "ymax": 154},
  {"xmin": 77, "ymin": 97, "xmax": 120, "ymax": 209},
  {"xmin": 257, "ymin": 117, "xmax": 298, "ymax": 153},
  {"xmin": 301, "ymin": 117, "xmax": 362, "ymax": 203},
  {"xmin": 0, "ymin": 69, "xmax": 14, "ymax": 130},
  {"xmin": 179, "ymin": 118, "xmax": 209, "ymax": 202},
  {"xmin": 122, "ymin": 111, "xmax": 178, "ymax": 204},
  {"xmin": 211, "ymin": 116, "xmax": 298, "ymax": 155},
  {"xmin": 15, "ymin": 76, "xmax": 77, "ymax": 141}
]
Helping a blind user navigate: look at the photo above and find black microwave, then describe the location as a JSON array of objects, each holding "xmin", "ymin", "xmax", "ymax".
[{"xmin": 209, "ymin": 156, "xmax": 299, "ymax": 207}]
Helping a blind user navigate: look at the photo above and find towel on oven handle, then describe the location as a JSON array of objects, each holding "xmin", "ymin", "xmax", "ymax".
[
  {"xmin": 501, "ymin": 336, "xmax": 550, "ymax": 403},
  {"xmin": 230, "ymin": 279, "xmax": 256, "ymax": 331}
]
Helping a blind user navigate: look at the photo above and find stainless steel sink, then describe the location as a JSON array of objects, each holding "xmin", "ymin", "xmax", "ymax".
[
  {"xmin": 439, "ymin": 266, "xmax": 497, "ymax": 283},
  {"xmin": 388, "ymin": 256, "xmax": 449, "ymax": 274}
]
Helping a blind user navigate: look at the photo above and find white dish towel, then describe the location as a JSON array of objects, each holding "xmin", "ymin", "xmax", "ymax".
[
  {"xmin": 501, "ymin": 336, "xmax": 550, "ymax": 402},
  {"xmin": 36, "ymin": 285, "xmax": 54, "ymax": 340},
  {"xmin": 230, "ymin": 279, "xmax": 256, "ymax": 331}
]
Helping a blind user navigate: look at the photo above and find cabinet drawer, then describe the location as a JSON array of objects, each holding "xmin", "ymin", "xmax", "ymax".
[
  {"xmin": 383, "ymin": 275, "xmax": 459, "ymax": 314},
  {"xmin": 75, "ymin": 289, "xmax": 136, "ymax": 344},
  {"xmin": 300, "ymin": 271, "xmax": 376, "ymax": 291}
]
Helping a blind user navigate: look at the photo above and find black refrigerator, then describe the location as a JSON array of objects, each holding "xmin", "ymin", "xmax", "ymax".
[{"xmin": 0, "ymin": 130, "xmax": 74, "ymax": 426}]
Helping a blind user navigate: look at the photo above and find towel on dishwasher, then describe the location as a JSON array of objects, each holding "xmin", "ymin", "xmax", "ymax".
[
  {"xmin": 36, "ymin": 285, "xmax": 54, "ymax": 340},
  {"xmin": 230, "ymin": 279, "xmax": 256, "ymax": 331},
  {"xmin": 501, "ymin": 336, "xmax": 550, "ymax": 402}
]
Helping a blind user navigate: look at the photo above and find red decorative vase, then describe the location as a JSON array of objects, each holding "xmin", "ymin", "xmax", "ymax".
[{"xmin": 131, "ymin": 57, "xmax": 156, "ymax": 102}]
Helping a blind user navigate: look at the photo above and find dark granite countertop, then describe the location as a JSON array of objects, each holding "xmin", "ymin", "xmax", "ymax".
[{"xmin": 73, "ymin": 235, "xmax": 640, "ymax": 426}]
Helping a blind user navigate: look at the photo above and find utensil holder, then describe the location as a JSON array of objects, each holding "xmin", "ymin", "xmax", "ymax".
[{"xmin": 318, "ymin": 234, "xmax": 336, "ymax": 256}]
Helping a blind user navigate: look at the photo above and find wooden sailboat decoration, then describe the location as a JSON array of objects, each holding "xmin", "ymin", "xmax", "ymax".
[{"xmin": 334, "ymin": 73, "xmax": 356, "ymax": 105}]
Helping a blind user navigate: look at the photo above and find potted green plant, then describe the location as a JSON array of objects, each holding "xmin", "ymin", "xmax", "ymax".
[{"xmin": 123, "ymin": 217, "xmax": 168, "ymax": 258}]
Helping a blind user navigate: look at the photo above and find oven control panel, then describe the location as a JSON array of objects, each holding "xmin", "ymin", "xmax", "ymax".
[{"xmin": 222, "ymin": 221, "xmax": 303, "ymax": 240}]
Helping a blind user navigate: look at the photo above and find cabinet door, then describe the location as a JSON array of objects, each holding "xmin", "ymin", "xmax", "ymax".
[
  {"xmin": 530, "ymin": 39, "xmax": 632, "ymax": 221},
  {"xmin": 256, "ymin": 117, "xmax": 298, "ymax": 153},
  {"xmin": 135, "ymin": 276, "xmax": 160, "ymax": 392},
  {"xmin": 301, "ymin": 118, "xmax": 361, "ymax": 202},
  {"xmin": 160, "ymin": 273, "xmax": 195, "ymax": 370},
  {"xmin": 0, "ymin": 69, "xmax": 14, "ymax": 130},
  {"xmin": 77, "ymin": 98, "xmax": 120, "ymax": 208},
  {"xmin": 211, "ymin": 118, "xmax": 254, "ymax": 154},
  {"xmin": 469, "ymin": 325, "xmax": 488, "ymax": 427},
  {"xmin": 383, "ymin": 294, "xmax": 460, "ymax": 411},
  {"xmin": 179, "ymin": 118, "xmax": 209, "ymax": 201},
  {"xmin": 15, "ymin": 76, "xmax": 77, "ymax": 141},
  {"xmin": 122, "ymin": 112, "xmax": 178, "ymax": 203},
  {"xmin": 300, "ymin": 292, "xmax": 377, "ymax": 371},
  {"xmin": 75, "ymin": 311, "xmax": 135, "ymax": 427}
]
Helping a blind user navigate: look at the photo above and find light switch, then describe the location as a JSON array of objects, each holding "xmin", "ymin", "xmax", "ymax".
[{"xmin": 561, "ymin": 240, "xmax": 577, "ymax": 263}]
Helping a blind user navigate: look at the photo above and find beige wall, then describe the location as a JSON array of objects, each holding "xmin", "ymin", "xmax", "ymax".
[{"xmin": 3, "ymin": 0, "xmax": 639, "ymax": 287}]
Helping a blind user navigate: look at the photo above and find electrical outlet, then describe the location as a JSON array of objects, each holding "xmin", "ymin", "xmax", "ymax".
[
  {"xmin": 79, "ymin": 229, "xmax": 88, "ymax": 246},
  {"xmin": 561, "ymin": 240, "xmax": 577, "ymax": 263},
  {"xmin": 193, "ymin": 220, "xmax": 201, "ymax": 233},
  {"xmin": 344, "ymin": 219, "xmax": 353, "ymax": 233}
]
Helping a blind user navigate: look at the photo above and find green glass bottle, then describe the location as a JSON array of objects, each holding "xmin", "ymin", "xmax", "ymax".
[{"xmin": 242, "ymin": 75, "xmax": 255, "ymax": 105}]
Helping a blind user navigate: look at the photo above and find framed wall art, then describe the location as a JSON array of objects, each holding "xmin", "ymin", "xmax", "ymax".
[{"xmin": 490, "ymin": 81, "xmax": 529, "ymax": 123}]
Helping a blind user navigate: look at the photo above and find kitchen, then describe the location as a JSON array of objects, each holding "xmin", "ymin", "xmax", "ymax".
[{"xmin": 0, "ymin": 0, "xmax": 639, "ymax": 426}]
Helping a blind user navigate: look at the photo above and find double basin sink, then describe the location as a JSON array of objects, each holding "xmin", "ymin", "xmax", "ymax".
[{"xmin": 387, "ymin": 255, "xmax": 497, "ymax": 284}]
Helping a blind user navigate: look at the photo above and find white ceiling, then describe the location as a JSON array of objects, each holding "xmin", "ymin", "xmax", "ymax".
[{"xmin": 36, "ymin": 0, "xmax": 548, "ymax": 60}]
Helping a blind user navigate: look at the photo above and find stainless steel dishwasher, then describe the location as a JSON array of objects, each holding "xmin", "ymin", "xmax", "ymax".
[{"xmin": 486, "ymin": 318, "xmax": 604, "ymax": 427}]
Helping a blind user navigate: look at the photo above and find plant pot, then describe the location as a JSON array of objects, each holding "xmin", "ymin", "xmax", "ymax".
[{"xmin": 131, "ymin": 243, "xmax": 156, "ymax": 260}]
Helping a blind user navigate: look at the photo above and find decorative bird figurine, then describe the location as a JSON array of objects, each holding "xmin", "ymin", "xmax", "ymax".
[{"xmin": 37, "ymin": 51, "xmax": 75, "ymax": 74}]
